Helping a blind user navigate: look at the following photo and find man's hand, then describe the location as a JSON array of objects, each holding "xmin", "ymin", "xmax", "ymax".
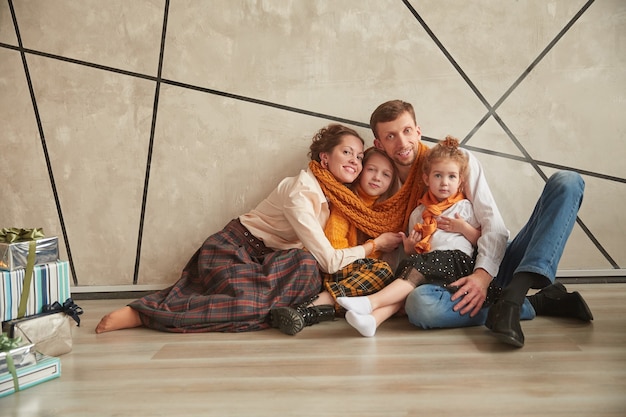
[{"xmin": 449, "ymin": 268, "xmax": 492, "ymax": 317}]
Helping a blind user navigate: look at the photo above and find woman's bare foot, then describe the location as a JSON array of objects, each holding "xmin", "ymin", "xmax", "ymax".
[{"xmin": 95, "ymin": 306, "xmax": 142, "ymax": 334}]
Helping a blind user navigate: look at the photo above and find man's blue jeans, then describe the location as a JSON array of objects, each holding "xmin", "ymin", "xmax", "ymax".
[{"xmin": 405, "ymin": 171, "xmax": 585, "ymax": 329}]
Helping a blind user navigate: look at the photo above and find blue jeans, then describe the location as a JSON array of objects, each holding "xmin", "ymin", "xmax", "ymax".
[{"xmin": 405, "ymin": 171, "xmax": 585, "ymax": 329}]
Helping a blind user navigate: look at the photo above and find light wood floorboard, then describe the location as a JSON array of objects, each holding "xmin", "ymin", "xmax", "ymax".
[{"xmin": 2, "ymin": 283, "xmax": 625, "ymax": 417}]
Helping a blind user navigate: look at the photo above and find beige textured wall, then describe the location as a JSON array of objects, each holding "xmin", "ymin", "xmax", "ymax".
[{"xmin": 1, "ymin": 0, "xmax": 624, "ymax": 289}]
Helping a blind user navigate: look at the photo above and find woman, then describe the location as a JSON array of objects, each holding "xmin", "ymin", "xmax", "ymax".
[{"xmin": 96, "ymin": 124, "xmax": 401, "ymax": 334}]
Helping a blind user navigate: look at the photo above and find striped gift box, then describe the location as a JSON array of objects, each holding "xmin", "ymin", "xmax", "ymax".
[{"xmin": 0, "ymin": 260, "xmax": 71, "ymax": 322}]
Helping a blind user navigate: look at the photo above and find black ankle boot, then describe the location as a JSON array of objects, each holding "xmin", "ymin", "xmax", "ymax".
[
  {"xmin": 485, "ymin": 300, "xmax": 525, "ymax": 348},
  {"xmin": 527, "ymin": 282, "xmax": 594, "ymax": 321},
  {"xmin": 269, "ymin": 301, "xmax": 335, "ymax": 335}
]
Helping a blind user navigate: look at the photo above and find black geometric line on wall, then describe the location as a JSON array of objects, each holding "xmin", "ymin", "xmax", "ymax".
[
  {"xmin": 402, "ymin": 0, "xmax": 492, "ymax": 121},
  {"xmin": 1, "ymin": 42, "xmax": 623, "ymax": 276},
  {"xmin": 133, "ymin": 0, "xmax": 170, "ymax": 285},
  {"xmin": 0, "ymin": 43, "xmax": 370, "ymax": 128},
  {"xmin": 461, "ymin": 0, "xmax": 596, "ymax": 145},
  {"xmin": 1, "ymin": 43, "xmax": 620, "ymax": 187},
  {"xmin": 403, "ymin": 0, "xmax": 547, "ymax": 179},
  {"xmin": 404, "ymin": 0, "xmax": 596, "ymax": 181},
  {"xmin": 575, "ymin": 216, "xmax": 618, "ymax": 269},
  {"xmin": 2, "ymin": 1, "xmax": 622, "ymax": 279},
  {"xmin": 7, "ymin": 0, "xmax": 78, "ymax": 285},
  {"xmin": 402, "ymin": 0, "xmax": 620, "ymax": 268}
]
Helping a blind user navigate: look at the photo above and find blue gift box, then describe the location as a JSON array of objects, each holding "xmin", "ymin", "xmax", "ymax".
[
  {"xmin": 0, "ymin": 260, "xmax": 71, "ymax": 322},
  {"xmin": 0, "ymin": 352, "xmax": 61, "ymax": 398}
]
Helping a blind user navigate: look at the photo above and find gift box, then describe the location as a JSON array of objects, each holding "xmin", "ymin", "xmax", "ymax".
[
  {"xmin": 1, "ymin": 261, "xmax": 71, "ymax": 322},
  {"xmin": 0, "ymin": 343, "xmax": 36, "ymax": 373},
  {"xmin": 0, "ymin": 236, "xmax": 59, "ymax": 271},
  {"xmin": 3, "ymin": 298, "xmax": 83, "ymax": 357},
  {"xmin": 0, "ymin": 352, "xmax": 61, "ymax": 398}
]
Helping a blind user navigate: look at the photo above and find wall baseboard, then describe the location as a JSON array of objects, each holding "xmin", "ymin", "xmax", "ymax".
[
  {"xmin": 70, "ymin": 284, "xmax": 162, "ymax": 300},
  {"xmin": 556, "ymin": 269, "xmax": 626, "ymax": 277},
  {"xmin": 71, "ymin": 284, "xmax": 164, "ymax": 293}
]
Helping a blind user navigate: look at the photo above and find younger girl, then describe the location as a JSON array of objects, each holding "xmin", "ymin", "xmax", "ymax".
[{"xmin": 337, "ymin": 136, "xmax": 481, "ymax": 336}]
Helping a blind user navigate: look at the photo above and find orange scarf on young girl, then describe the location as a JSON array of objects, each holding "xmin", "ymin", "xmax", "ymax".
[{"xmin": 413, "ymin": 190, "xmax": 466, "ymax": 254}]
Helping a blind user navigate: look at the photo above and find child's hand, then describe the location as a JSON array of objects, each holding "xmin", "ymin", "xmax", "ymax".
[
  {"xmin": 402, "ymin": 229, "xmax": 421, "ymax": 254},
  {"xmin": 438, "ymin": 213, "xmax": 481, "ymax": 246},
  {"xmin": 437, "ymin": 213, "xmax": 467, "ymax": 233}
]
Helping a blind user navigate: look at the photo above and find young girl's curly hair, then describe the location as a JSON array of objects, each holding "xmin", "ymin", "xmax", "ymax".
[{"xmin": 423, "ymin": 136, "xmax": 469, "ymax": 181}]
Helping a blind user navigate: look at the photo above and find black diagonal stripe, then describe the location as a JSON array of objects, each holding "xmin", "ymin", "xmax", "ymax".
[
  {"xmin": 8, "ymin": 0, "xmax": 78, "ymax": 285},
  {"xmin": 133, "ymin": 0, "xmax": 170, "ymax": 285}
]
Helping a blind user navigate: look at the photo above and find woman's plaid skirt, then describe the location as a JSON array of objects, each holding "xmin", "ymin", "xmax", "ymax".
[{"xmin": 129, "ymin": 219, "xmax": 322, "ymax": 333}]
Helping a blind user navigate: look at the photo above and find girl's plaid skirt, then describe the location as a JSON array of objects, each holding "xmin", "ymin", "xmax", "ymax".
[{"xmin": 322, "ymin": 258, "xmax": 395, "ymax": 312}]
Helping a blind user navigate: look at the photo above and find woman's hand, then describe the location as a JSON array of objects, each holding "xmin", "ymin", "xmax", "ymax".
[{"xmin": 373, "ymin": 232, "xmax": 403, "ymax": 253}]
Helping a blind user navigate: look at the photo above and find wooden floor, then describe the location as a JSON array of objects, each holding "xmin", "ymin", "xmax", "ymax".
[{"xmin": 3, "ymin": 283, "xmax": 625, "ymax": 417}]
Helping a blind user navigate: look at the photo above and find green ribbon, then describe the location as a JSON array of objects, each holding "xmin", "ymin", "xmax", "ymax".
[
  {"xmin": 0, "ymin": 228, "xmax": 45, "ymax": 393},
  {"xmin": 1, "ymin": 333, "xmax": 23, "ymax": 393},
  {"xmin": 0, "ymin": 228, "xmax": 45, "ymax": 318},
  {"xmin": 0, "ymin": 227, "xmax": 45, "ymax": 243}
]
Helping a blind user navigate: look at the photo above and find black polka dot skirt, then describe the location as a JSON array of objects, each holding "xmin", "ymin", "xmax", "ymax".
[{"xmin": 395, "ymin": 249, "xmax": 474, "ymax": 287}]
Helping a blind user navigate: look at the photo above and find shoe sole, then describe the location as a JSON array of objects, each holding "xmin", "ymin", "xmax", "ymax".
[
  {"xmin": 490, "ymin": 330, "xmax": 524, "ymax": 348},
  {"xmin": 270, "ymin": 308, "xmax": 304, "ymax": 335}
]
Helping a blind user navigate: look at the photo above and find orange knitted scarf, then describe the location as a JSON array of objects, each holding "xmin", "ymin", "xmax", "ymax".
[
  {"xmin": 323, "ymin": 185, "xmax": 380, "ymax": 254},
  {"xmin": 310, "ymin": 141, "xmax": 430, "ymax": 237},
  {"xmin": 413, "ymin": 190, "xmax": 466, "ymax": 253}
]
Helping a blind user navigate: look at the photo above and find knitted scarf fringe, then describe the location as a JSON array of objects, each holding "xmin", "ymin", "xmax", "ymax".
[{"xmin": 310, "ymin": 142, "xmax": 430, "ymax": 236}]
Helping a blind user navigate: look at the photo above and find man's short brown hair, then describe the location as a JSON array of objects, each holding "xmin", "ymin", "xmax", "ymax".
[{"xmin": 369, "ymin": 100, "xmax": 416, "ymax": 139}]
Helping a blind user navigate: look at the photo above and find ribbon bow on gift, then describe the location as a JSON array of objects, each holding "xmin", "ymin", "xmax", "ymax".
[
  {"xmin": 1, "ymin": 333, "xmax": 24, "ymax": 393},
  {"xmin": 42, "ymin": 298, "xmax": 84, "ymax": 326},
  {"xmin": 0, "ymin": 227, "xmax": 45, "ymax": 243},
  {"xmin": 0, "ymin": 333, "xmax": 23, "ymax": 351}
]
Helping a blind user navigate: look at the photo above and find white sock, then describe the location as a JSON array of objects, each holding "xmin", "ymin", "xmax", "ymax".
[
  {"xmin": 345, "ymin": 310, "xmax": 377, "ymax": 337},
  {"xmin": 336, "ymin": 296, "xmax": 373, "ymax": 315}
]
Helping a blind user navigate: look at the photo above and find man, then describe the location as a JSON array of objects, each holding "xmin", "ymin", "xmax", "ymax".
[{"xmin": 370, "ymin": 100, "xmax": 593, "ymax": 347}]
